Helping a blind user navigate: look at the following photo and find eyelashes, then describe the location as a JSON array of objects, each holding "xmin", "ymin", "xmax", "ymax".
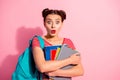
[{"xmin": 46, "ymin": 21, "xmax": 60, "ymax": 25}]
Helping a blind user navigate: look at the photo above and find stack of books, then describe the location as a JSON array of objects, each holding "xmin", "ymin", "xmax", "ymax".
[
  {"xmin": 43, "ymin": 44, "xmax": 79, "ymax": 80},
  {"xmin": 43, "ymin": 45, "xmax": 61, "ymax": 60}
]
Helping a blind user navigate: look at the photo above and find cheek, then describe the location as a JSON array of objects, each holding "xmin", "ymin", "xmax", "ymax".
[
  {"xmin": 44, "ymin": 24, "xmax": 51, "ymax": 30},
  {"xmin": 56, "ymin": 23, "xmax": 62, "ymax": 28},
  {"xmin": 44, "ymin": 26, "xmax": 50, "ymax": 32},
  {"xmin": 45, "ymin": 27, "xmax": 50, "ymax": 32},
  {"xmin": 57, "ymin": 25, "xmax": 62, "ymax": 32}
]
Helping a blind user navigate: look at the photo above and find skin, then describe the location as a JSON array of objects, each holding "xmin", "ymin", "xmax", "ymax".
[{"xmin": 32, "ymin": 14, "xmax": 84, "ymax": 77}]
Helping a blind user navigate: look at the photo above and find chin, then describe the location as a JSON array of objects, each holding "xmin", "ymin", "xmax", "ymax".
[{"xmin": 50, "ymin": 34, "xmax": 56, "ymax": 37}]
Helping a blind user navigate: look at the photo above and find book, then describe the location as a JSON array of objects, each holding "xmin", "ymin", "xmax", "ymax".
[
  {"xmin": 44, "ymin": 45, "xmax": 61, "ymax": 60},
  {"xmin": 43, "ymin": 45, "xmax": 62, "ymax": 79},
  {"xmin": 43, "ymin": 44, "xmax": 79, "ymax": 80},
  {"xmin": 51, "ymin": 44, "xmax": 79, "ymax": 80},
  {"xmin": 55, "ymin": 47, "xmax": 61, "ymax": 59},
  {"xmin": 51, "ymin": 49, "xmax": 57, "ymax": 60}
]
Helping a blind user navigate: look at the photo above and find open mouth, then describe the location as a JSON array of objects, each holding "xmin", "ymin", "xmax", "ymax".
[{"xmin": 51, "ymin": 30, "xmax": 56, "ymax": 34}]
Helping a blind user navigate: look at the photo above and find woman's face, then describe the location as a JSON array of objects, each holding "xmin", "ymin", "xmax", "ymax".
[{"xmin": 44, "ymin": 14, "xmax": 63, "ymax": 37}]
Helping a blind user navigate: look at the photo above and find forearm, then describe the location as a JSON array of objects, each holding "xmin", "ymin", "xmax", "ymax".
[
  {"xmin": 48, "ymin": 64, "xmax": 84, "ymax": 77},
  {"xmin": 33, "ymin": 47, "xmax": 72, "ymax": 73},
  {"xmin": 40, "ymin": 58, "xmax": 71, "ymax": 72},
  {"xmin": 57, "ymin": 68, "xmax": 83, "ymax": 77}
]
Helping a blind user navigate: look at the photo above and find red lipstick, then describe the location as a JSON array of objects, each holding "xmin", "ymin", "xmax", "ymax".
[{"xmin": 51, "ymin": 30, "xmax": 56, "ymax": 34}]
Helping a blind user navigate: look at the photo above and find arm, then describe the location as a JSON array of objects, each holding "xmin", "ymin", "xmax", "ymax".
[
  {"xmin": 46, "ymin": 57, "xmax": 84, "ymax": 77},
  {"xmin": 50, "ymin": 38, "xmax": 83, "ymax": 77},
  {"xmin": 32, "ymin": 37, "xmax": 81, "ymax": 73},
  {"xmin": 32, "ymin": 47, "xmax": 74, "ymax": 73}
]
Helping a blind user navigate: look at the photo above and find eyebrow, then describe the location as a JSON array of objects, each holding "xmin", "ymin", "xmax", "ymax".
[
  {"xmin": 46, "ymin": 18, "xmax": 61, "ymax": 21},
  {"xmin": 46, "ymin": 18, "xmax": 52, "ymax": 20},
  {"xmin": 55, "ymin": 18, "xmax": 61, "ymax": 20}
]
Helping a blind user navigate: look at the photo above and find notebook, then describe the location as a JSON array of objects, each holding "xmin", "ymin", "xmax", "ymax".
[
  {"xmin": 52, "ymin": 44, "xmax": 79, "ymax": 80},
  {"xmin": 51, "ymin": 49, "xmax": 57, "ymax": 60},
  {"xmin": 43, "ymin": 45, "xmax": 62, "ymax": 79},
  {"xmin": 55, "ymin": 47, "xmax": 61, "ymax": 59},
  {"xmin": 44, "ymin": 45, "xmax": 61, "ymax": 60}
]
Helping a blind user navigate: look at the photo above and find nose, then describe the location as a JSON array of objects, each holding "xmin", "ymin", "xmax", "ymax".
[{"xmin": 51, "ymin": 23, "xmax": 55, "ymax": 28}]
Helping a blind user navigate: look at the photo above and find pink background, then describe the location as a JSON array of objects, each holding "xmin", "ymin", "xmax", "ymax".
[{"xmin": 0, "ymin": 0, "xmax": 120, "ymax": 80}]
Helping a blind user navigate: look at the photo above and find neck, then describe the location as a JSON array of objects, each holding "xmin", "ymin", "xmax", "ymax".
[{"xmin": 45, "ymin": 34, "xmax": 60, "ymax": 41}]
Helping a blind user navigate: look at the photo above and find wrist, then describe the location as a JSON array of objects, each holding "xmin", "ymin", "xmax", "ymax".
[
  {"xmin": 49, "ymin": 70, "xmax": 59, "ymax": 77},
  {"xmin": 65, "ymin": 57, "xmax": 72, "ymax": 65}
]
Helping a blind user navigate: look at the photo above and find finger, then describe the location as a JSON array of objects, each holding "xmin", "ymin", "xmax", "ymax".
[
  {"xmin": 44, "ymin": 72, "xmax": 48, "ymax": 75},
  {"xmin": 76, "ymin": 53, "xmax": 80, "ymax": 56}
]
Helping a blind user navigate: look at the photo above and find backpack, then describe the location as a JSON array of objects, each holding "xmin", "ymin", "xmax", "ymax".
[{"xmin": 12, "ymin": 35, "xmax": 44, "ymax": 80}]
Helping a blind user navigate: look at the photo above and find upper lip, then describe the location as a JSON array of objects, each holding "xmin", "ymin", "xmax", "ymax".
[{"xmin": 51, "ymin": 30, "xmax": 56, "ymax": 31}]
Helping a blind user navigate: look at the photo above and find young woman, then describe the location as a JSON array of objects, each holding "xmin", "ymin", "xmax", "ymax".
[{"xmin": 32, "ymin": 8, "xmax": 84, "ymax": 80}]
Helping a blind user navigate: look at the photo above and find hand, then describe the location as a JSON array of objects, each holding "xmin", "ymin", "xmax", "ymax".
[
  {"xmin": 69, "ymin": 53, "xmax": 80, "ymax": 65},
  {"xmin": 45, "ymin": 70, "xmax": 58, "ymax": 77}
]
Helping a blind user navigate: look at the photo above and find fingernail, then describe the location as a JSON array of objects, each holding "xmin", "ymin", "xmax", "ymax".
[{"xmin": 76, "ymin": 54, "xmax": 80, "ymax": 56}]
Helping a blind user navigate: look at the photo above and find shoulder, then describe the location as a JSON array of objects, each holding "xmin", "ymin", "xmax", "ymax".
[
  {"xmin": 64, "ymin": 38, "xmax": 73, "ymax": 43},
  {"xmin": 32, "ymin": 37, "xmax": 40, "ymax": 47},
  {"xmin": 64, "ymin": 38, "xmax": 76, "ymax": 49}
]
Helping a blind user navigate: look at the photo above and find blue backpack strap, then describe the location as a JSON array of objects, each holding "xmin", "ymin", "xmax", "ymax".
[{"xmin": 37, "ymin": 36, "xmax": 44, "ymax": 49}]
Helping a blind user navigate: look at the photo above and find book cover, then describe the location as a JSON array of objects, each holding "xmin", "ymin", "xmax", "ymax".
[
  {"xmin": 55, "ymin": 47, "xmax": 61, "ymax": 59},
  {"xmin": 51, "ymin": 49, "xmax": 57, "ymax": 60},
  {"xmin": 43, "ymin": 45, "xmax": 62, "ymax": 79},
  {"xmin": 52, "ymin": 44, "xmax": 79, "ymax": 80},
  {"xmin": 44, "ymin": 45, "xmax": 61, "ymax": 60}
]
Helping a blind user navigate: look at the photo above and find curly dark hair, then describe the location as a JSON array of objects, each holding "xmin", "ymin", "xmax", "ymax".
[{"xmin": 42, "ymin": 8, "xmax": 66, "ymax": 22}]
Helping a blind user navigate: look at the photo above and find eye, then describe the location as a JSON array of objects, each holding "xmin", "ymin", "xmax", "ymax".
[
  {"xmin": 47, "ymin": 21, "xmax": 52, "ymax": 24},
  {"xmin": 56, "ymin": 21, "xmax": 60, "ymax": 24}
]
